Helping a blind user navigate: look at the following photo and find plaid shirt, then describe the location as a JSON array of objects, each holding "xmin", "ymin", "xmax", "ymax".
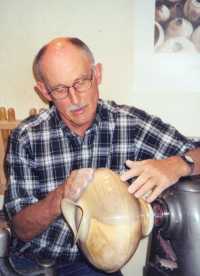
[{"xmin": 4, "ymin": 99, "xmax": 195, "ymax": 262}]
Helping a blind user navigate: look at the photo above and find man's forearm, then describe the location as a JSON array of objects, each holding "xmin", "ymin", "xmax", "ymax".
[{"xmin": 12, "ymin": 185, "xmax": 64, "ymax": 241}]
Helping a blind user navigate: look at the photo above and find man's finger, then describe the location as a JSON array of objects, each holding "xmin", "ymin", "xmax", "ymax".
[
  {"xmin": 134, "ymin": 178, "xmax": 156, "ymax": 198},
  {"xmin": 120, "ymin": 163, "xmax": 143, "ymax": 182},
  {"xmin": 128, "ymin": 172, "xmax": 151, "ymax": 193},
  {"xmin": 146, "ymin": 185, "xmax": 164, "ymax": 203}
]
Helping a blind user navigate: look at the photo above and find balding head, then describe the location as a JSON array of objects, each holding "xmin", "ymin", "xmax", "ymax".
[{"xmin": 33, "ymin": 37, "xmax": 95, "ymax": 82}]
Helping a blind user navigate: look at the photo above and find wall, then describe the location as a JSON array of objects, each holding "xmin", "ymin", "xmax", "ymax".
[
  {"xmin": 1, "ymin": 1, "xmax": 200, "ymax": 136},
  {"xmin": 132, "ymin": 1, "xmax": 200, "ymax": 137},
  {"xmin": 1, "ymin": 1, "xmax": 200, "ymax": 275},
  {"xmin": 0, "ymin": 0, "xmax": 133, "ymax": 118}
]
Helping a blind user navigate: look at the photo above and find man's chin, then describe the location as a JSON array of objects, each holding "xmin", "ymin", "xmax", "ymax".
[{"xmin": 70, "ymin": 116, "xmax": 91, "ymax": 127}]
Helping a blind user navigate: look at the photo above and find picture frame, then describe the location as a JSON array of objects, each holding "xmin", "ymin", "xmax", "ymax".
[
  {"xmin": 133, "ymin": 1, "xmax": 200, "ymax": 94},
  {"xmin": 155, "ymin": 0, "xmax": 200, "ymax": 53}
]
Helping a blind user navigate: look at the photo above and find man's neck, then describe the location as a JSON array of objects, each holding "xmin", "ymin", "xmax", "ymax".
[{"xmin": 61, "ymin": 117, "xmax": 91, "ymax": 137}]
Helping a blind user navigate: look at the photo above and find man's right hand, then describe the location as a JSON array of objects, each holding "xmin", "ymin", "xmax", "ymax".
[
  {"xmin": 12, "ymin": 168, "xmax": 94, "ymax": 241},
  {"xmin": 63, "ymin": 168, "xmax": 94, "ymax": 202}
]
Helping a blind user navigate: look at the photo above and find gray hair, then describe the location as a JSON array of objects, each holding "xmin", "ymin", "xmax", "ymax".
[{"xmin": 32, "ymin": 37, "xmax": 95, "ymax": 82}]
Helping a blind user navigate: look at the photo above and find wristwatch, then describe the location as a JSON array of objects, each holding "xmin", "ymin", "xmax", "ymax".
[{"xmin": 180, "ymin": 154, "xmax": 195, "ymax": 175}]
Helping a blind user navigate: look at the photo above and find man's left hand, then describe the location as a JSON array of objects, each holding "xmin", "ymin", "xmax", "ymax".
[{"xmin": 120, "ymin": 156, "xmax": 190, "ymax": 203}]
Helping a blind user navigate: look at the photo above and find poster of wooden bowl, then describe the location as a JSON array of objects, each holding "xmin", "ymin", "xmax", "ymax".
[{"xmin": 155, "ymin": 0, "xmax": 200, "ymax": 52}]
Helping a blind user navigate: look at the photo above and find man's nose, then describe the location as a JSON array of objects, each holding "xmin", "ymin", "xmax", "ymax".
[{"xmin": 68, "ymin": 87, "xmax": 79, "ymax": 104}]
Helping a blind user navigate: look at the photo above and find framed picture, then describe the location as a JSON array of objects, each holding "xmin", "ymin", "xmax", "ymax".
[
  {"xmin": 155, "ymin": 0, "xmax": 200, "ymax": 53},
  {"xmin": 133, "ymin": 1, "xmax": 200, "ymax": 94}
]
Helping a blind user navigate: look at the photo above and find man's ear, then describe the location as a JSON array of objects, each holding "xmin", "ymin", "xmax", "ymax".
[
  {"xmin": 34, "ymin": 81, "xmax": 52, "ymax": 103},
  {"xmin": 94, "ymin": 63, "xmax": 102, "ymax": 85}
]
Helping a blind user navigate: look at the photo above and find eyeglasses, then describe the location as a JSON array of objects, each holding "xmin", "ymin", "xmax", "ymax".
[{"xmin": 46, "ymin": 69, "xmax": 94, "ymax": 100}]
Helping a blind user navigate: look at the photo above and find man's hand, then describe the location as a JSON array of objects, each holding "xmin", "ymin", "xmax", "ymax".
[
  {"xmin": 120, "ymin": 156, "xmax": 190, "ymax": 203},
  {"xmin": 12, "ymin": 168, "xmax": 94, "ymax": 241},
  {"xmin": 64, "ymin": 168, "xmax": 95, "ymax": 202}
]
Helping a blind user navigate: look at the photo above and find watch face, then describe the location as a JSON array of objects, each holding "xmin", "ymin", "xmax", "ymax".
[
  {"xmin": 184, "ymin": 155, "xmax": 194, "ymax": 164},
  {"xmin": 182, "ymin": 154, "xmax": 195, "ymax": 175}
]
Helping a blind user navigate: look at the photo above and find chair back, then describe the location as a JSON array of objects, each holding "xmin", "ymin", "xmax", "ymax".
[{"xmin": 0, "ymin": 107, "xmax": 39, "ymax": 195}]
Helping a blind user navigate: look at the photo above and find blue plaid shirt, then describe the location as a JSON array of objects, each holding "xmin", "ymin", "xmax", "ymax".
[{"xmin": 4, "ymin": 99, "xmax": 195, "ymax": 262}]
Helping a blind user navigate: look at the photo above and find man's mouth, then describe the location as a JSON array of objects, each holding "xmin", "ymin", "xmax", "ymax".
[
  {"xmin": 73, "ymin": 106, "xmax": 85, "ymax": 114},
  {"xmin": 68, "ymin": 104, "xmax": 87, "ymax": 114}
]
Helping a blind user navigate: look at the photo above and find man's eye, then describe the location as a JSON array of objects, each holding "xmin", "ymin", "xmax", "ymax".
[
  {"xmin": 75, "ymin": 79, "xmax": 85, "ymax": 86},
  {"xmin": 75, "ymin": 79, "xmax": 89, "ymax": 89},
  {"xmin": 55, "ymin": 87, "xmax": 67, "ymax": 93}
]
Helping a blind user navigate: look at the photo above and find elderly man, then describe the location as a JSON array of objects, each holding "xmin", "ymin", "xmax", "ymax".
[{"xmin": 4, "ymin": 37, "xmax": 200, "ymax": 275}]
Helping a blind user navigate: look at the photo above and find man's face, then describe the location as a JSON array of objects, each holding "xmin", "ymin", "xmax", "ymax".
[{"xmin": 38, "ymin": 41, "xmax": 101, "ymax": 136}]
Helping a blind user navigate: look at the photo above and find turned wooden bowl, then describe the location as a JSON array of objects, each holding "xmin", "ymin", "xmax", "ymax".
[{"xmin": 61, "ymin": 168, "xmax": 153, "ymax": 272}]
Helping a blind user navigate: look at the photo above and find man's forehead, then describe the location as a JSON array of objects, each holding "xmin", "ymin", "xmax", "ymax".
[
  {"xmin": 40, "ymin": 47, "xmax": 91, "ymax": 85},
  {"xmin": 42, "ymin": 40, "xmax": 90, "ymax": 68}
]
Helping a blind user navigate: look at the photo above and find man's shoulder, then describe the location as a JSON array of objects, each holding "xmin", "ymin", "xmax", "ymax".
[
  {"xmin": 11, "ymin": 107, "xmax": 56, "ymax": 138},
  {"xmin": 99, "ymin": 99, "xmax": 151, "ymax": 121}
]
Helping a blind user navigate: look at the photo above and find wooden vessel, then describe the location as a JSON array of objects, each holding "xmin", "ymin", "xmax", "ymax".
[{"xmin": 61, "ymin": 168, "xmax": 153, "ymax": 272}]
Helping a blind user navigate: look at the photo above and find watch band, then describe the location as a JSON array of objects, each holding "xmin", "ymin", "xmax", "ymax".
[{"xmin": 180, "ymin": 154, "xmax": 195, "ymax": 175}]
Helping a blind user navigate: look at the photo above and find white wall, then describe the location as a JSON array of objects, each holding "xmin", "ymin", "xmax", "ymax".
[
  {"xmin": 1, "ymin": 0, "xmax": 200, "ymax": 136},
  {"xmin": 1, "ymin": 1, "xmax": 200, "ymax": 275},
  {"xmin": 0, "ymin": 0, "xmax": 134, "ymax": 118}
]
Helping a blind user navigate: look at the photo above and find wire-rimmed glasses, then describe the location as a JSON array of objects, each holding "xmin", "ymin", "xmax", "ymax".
[{"xmin": 47, "ymin": 69, "xmax": 94, "ymax": 100}]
